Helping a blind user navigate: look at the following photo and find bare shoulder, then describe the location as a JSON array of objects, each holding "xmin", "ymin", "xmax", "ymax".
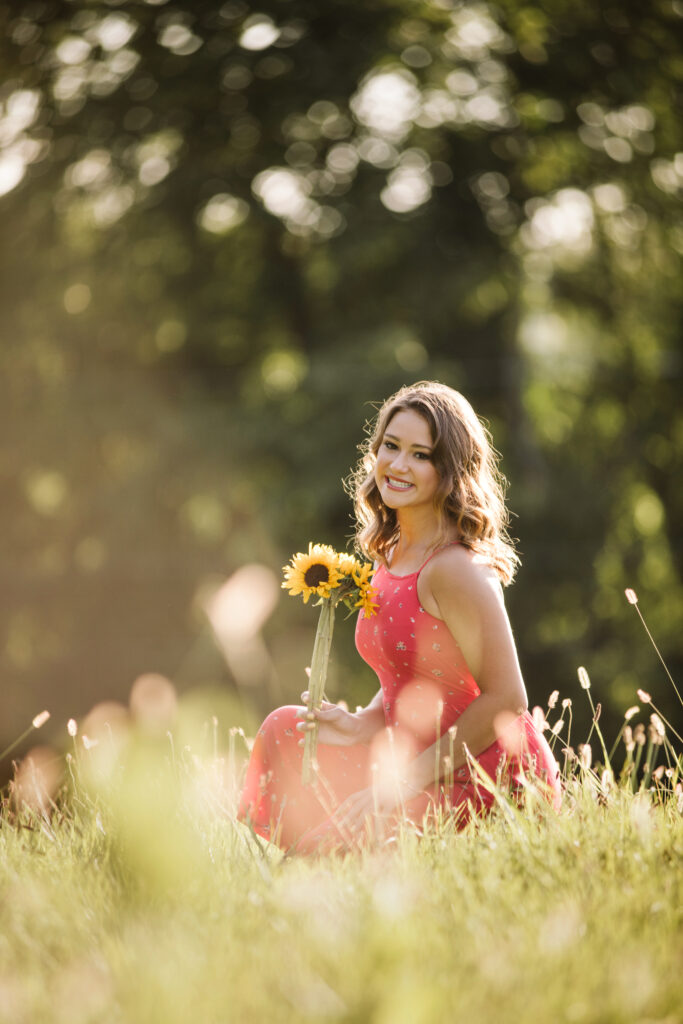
[{"xmin": 423, "ymin": 544, "xmax": 503, "ymax": 606}]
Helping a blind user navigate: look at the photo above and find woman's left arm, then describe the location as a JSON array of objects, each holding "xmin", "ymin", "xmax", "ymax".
[{"xmin": 403, "ymin": 549, "xmax": 528, "ymax": 792}]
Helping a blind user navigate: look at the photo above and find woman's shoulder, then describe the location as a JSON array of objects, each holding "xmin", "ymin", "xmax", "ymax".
[{"xmin": 423, "ymin": 542, "xmax": 501, "ymax": 599}]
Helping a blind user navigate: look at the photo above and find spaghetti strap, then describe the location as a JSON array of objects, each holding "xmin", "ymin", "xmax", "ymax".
[{"xmin": 416, "ymin": 540, "xmax": 460, "ymax": 575}]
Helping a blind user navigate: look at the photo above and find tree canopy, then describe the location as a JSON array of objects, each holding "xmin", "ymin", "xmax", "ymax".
[{"xmin": 1, "ymin": 0, "xmax": 681, "ymax": 758}]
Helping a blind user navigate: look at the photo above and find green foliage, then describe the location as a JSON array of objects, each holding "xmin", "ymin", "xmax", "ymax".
[{"xmin": 0, "ymin": 0, "xmax": 681, "ymax": 749}]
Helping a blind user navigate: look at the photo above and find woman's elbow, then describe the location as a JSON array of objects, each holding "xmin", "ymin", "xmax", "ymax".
[
  {"xmin": 507, "ymin": 683, "xmax": 528, "ymax": 716},
  {"xmin": 515, "ymin": 694, "xmax": 529, "ymax": 715}
]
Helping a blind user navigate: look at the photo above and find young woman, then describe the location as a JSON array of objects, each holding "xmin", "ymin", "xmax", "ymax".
[{"xmin": 238, "ymin": 381, "xmax": 561, "ymax": 853}]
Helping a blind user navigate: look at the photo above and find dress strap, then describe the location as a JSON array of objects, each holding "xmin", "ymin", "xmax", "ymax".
[{"xmin": 416, "ymin": 540, "xmax": 460, "ymax": 575}]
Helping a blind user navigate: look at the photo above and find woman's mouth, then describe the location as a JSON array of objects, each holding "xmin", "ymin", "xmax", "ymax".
[{"xmin": 385, "ymin": 476, "xmax": 413, "ymax": 491}]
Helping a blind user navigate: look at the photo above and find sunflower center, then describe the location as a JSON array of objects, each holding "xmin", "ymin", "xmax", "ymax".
[{"xmin": 304, "ymin": 563, "xmax": 330, "ymax": 587}]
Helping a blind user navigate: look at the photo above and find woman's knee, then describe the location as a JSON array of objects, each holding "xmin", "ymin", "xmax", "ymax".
[{"xmin": 259, "ymin": 704, "xmax": 302, "ymax": 736}]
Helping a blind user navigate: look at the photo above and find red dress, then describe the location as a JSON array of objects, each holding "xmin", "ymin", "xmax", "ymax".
[{"xmin": 238, "ymin": 553, "xmax": 561, "ymax": 853}]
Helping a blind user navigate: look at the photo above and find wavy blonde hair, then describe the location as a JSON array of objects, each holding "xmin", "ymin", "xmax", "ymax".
[{"xmin": 348, "ymin": 381, "xmax": 520, "ymax": 586}]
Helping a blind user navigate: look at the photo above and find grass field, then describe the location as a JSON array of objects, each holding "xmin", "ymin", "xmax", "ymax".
[{"xmin": 1, "ymin": 683, "xmax": 681, "ymax": 1024}]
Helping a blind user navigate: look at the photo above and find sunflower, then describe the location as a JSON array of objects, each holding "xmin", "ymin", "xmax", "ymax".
[
  {"xmin": 355, "ymin": 580, "xmax": 379, "ymax": 617},
  {"xmin": 337, "ymin": 552, "xmax": 361, "ymax": 578},
  {"xmin": 352, "ymin": 562, "xmax": 378, "ymax": 616},
  {"xmin": 282, "ymin": 543, "xmax": 343, "ymax": 603},
  {"xmin": 351, "ymin": 561, "xmax": 374, "ymax": 589}
]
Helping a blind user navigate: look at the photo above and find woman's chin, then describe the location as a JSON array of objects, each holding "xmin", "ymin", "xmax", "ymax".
[{"xmin": 380, "ymin": 488, "xmax": 413, "ymax": 508}]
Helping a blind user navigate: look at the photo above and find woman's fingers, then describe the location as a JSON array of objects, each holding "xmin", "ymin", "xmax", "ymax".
[{"xmin": 298, "ymin": 698, "xmax": 337, "ymax": 713}]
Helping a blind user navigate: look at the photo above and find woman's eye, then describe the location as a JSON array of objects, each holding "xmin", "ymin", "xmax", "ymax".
[
  {"xmin": 415, "ymin": 452, "xmax": 431, "ymax": 460},
  {"xmin": 383, "ymin": 440, "xmax": 397, "ymax": 450}
]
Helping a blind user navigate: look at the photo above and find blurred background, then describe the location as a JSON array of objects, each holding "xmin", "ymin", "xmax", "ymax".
[{"xmin": 1, "ymin": 0, "xmax": 681, "ymax": 769}]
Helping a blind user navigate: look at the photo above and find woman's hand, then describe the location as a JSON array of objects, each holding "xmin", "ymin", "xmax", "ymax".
[
  {"xmin": 296, "ymin": 691, "xmax": 368, "ymax": 747},
  {"xmin": 330, "ymin": 781, "xmax": 415, "ymax": 840}
]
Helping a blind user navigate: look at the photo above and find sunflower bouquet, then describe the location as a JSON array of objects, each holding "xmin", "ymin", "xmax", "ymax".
[{"xmin": 282, "ymin": 544, "xmax": 378, "ymax": 784}]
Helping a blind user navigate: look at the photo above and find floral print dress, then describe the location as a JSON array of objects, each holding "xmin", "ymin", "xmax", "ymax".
[{"xmin": 238, "ymin": 554, "xmax": 561, "ymax": 853}]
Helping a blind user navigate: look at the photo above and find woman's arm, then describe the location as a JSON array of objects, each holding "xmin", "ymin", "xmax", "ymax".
[
  {"xmin": 405, "ymin": 547, "xmax": 528, "ymax": 790},
  {"xmin": 355, "ymin": 688, "xmax": 387, "ymax": 740}
]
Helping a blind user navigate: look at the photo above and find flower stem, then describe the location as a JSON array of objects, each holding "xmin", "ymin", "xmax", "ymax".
[
  {"xmin": 302, "ymin": 598, "xmax": 335, "ymax": 785},
  {"xmin": 0, "ymin": 724, "xmax": 39, "ymax": 763},
  {"xmin": 631, "ymin": 603, "xmax": 682, "ymax": 706}
]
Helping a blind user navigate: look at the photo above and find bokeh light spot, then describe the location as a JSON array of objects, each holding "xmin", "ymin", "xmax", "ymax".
[
  {"xmin": 64, "ymin": 283, "xmax": 92, "ymax": 313},
  {"xmin": 93, "ymin": 14, "xmax": 137, "ymax": 52},
  {"xmin": 155, "ymin": 319, "xmax": 187, "ymax": 351},
  {"xmin": 24, "ymin": 469, "xmax": 68, "ymax": 516},
  {"xmin": 261, "ymin": 349, "xmax": 308, "ymax": 396},
  {"xmin": 198, "ymin": 194, "xmax": 249, "ymax": 234},
  {"xmin": 130, "ymin": 673, "xmax": 178, "ymax": 733},
  {"xmin": 239, "ymin": 15, "xmax": 279, "ymax": 51},
  {"xmin": 351, "ymin": 70, "xmax": 421, "ymax": 142},
  {"xmin": 203, "ymin": 564, "xmax": 279, "ymax": 644},
  {"xmin": 158, "ymin": 23, "xmax": 202, "ymax": 56}
]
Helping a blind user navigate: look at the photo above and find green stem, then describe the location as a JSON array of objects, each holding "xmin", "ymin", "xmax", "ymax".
[
  {"xmin": 632, "ymin": 604, "xmax": 682, "ymax": 706},
  {"xmin": 640, "ymin": 738, "xmax": 656, "ymax": 792},
  {"xmin": 434, "ymin": 701, "xmax": 443, "ymax": 789},
  {"xmin": 607, "ymin": 723, "xmax": 627, "ymax": 765},
  {"xmin": 585, "ymin": 691, "xmax": 612, "ymax": 773},
  {"xmin": 0, "ymin": 724, "xmax": 39, "ymax": 763},
  {"xmin": 632, "ymin": 743, "xmax": 644, "ymax": 793},
  {"xmin": 302, "ymin": 599, "xmax": 335, "ymax": 786}
]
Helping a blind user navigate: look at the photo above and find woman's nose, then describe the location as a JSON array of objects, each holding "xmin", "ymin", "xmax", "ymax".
[{"xmin": 390, "ymin": 450, "xmax": 409, "ymax": 473}]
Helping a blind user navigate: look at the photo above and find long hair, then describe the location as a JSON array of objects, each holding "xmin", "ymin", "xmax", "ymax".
[{"xmin": 347, "ymin": 381, "xmax": 520, "ymax": 586}]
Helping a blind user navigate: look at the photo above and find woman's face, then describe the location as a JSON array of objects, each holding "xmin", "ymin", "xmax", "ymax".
[{"xmin": 374, "ymin": 408, "xmax": 441, "ymax": 511}]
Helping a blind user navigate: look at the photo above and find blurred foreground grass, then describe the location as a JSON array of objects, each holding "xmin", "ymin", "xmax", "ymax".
[{"xmin": 0, "ymin": 698, "xmax": 681, "ymax": 1024}]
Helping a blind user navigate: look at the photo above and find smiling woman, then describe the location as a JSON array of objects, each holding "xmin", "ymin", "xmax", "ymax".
[{"xmin": 238, "ymin": 381, "xmax": 561, "ymax": 854}]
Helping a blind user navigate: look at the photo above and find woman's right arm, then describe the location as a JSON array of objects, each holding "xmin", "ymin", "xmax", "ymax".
[{"xmin": 296, "ymin": 688, "xmax": 385, "ymax": 746}]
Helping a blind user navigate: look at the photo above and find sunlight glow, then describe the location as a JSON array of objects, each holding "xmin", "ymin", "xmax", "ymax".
[
  {"xmin": 53, "ymin": 66, "xmax": 88, "ymax": 102},
  {"xmin": 446, "ymin": 6, "xmax": 512, "ymax": 60},
  {"xmin": 65, "ymin": 149, "xmax": 112, "ymax": 189},
  {"xmin": 380, "ymin": 154, "xmax": 432, "ymax": 214},
  {"xmin": 202, "ymin": 565, "xmax": 279, "ymax": 690},
  {"xmin": 0, "ymin": 153, "xmax": 25, "ymax": 197},
  {"xmin": 63, "ymin": 283, "xmax": 92, "ymax": 314},
  {"xmin": 13, "ymin": 747, "xmax": 61, "ymax": 814},
  {"xmin": 356, "ymin": 136, "xmax": 398, "ymax": 169},
  {"xmin": 0, "ymin": 89, "xmax": 41, "ymax": 146},
  {"xmin": 521, "ymin": 189, "xmax": 594, "ymax": 254},
  {"xmin": 93, "ymin": 14, "xmax": 137, "ymax": 52},
  {"xmin": 369, "ymin": 727, "xmax": 417, "ymax": 807},
  {"xmin": 239, "ymin": 15, "xmax": 280, "ymax": 51},
  {"xmin": 24, "ymin": 469, "xmax": 68, "ymax": 516},
  {"xmin": 55, "ymin": 35, "xmax": 92, "ymax": 65},
  {"xmin": 158, "ymin": 23, "xmax": 203, "ymax": 55},
  {"xmin": 650, "ymin": 156, "xmax": 683, "ymax": 195},
  {"xmin": 134, "ymin": 131, "xmax": 182, "ymax": 187},
  {"xmin": 591, "ymin": 183, "xmax": 627, "ymax": 213},
  {"xmin": 91, "ymin": 186, "xmax": 135, "ymax": 226},
  {"xmin": 198, "ymin": 194, "xmax": 249, "ymax": 234},
  {"xmin": 130, "ymin": 674, "xmax": 177, "ymax": 732},
  {"xmin": 326, "ymin": 143, "xmax": 359, "ymax": 175},
  {"xmin": 261, "ymin": 349, "xmax": 308, "ymax": 396},
  {"xmin": 350, "ymin": 70, "xmax": 421, "ymax": 142},
  {"xmin": 204, "ymin": 566, "xmax": 279, "ymax": 644},
  {"xmin": 252, "ymin": 166, "xmax": 320, "ymax": 231}
]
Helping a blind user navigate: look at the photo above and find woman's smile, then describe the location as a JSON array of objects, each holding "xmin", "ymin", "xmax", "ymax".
[{"xmin": 385, "ymin": 476, "xmax": 414, "ymax": 491}]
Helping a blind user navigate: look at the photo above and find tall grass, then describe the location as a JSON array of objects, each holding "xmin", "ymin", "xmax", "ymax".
[{"xmin": 0, "ymin": 589, "xmax": 681, "ymax": 1024}]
